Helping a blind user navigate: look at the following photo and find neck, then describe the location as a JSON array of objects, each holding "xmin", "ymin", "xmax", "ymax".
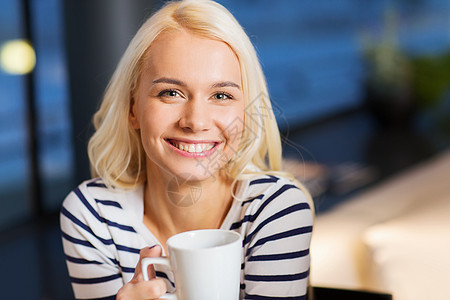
[{"xmin": 143, "ymin": 169, "xmax": 235, "ymax": 241}]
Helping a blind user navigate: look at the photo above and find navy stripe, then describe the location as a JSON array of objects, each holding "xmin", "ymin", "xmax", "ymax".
[
  {"xmin": 67, "ymin": 257, "xmax": 128, "ymax": 275},
  {"xmin": 248, "ymin": 249, "xmax": 309, "ymax": 262},
  {"xmin": 249, "ymin": 175, "xmax": 279, "ymax": 186},
  {"xmin": 61, "ymin": 230, "xmax": 95, "ymax": 248},
  {"xmin": 62, "ymin": 234, "xmax": 119, "ymax": 266},
  {"xmin": 120, "ymin": 266, "xmax": 135, "ymax": 273},
  {"xmin": 241, "ymin": 194, "xmax": 264, "ymax": 206},
  {"xmin": 86, "ymin": 181, "xmax": 107, "ymax": 188},
  {"xmin": 230, "ymin": 219, "xmax": 243, "ymax": 230},
  {"xmin": 116, "ymin": 244, "xmax": 141, "ymax": 254},
  {"xmin": 105, "ymin": 219, "xmax": 135, "ymax": 233},
  {"xmin": 87, "ymin": 296, "xmax": 116, "ymax": 300},
  {"xmin": 74, "ymin": 188, "xmax": 136, "ymax": 232},
  {"xmin": 246, "ymin": 226, "xmax": 313, "ymax": 256},
  {"xmin": 156, "ymin": 271, "xmax": 175, "ymax": 287},
  {"xmin": 231, "ymin": 195, "xmax": 265, "ymax": 229},
  {"xmin": 73, "ymin": 187, "xmax": 108, "ymax": 221},
  {"xmin": 61, "ymin": 206, "xmax": 114, "ymax": 245},
  {"xmin": 244, "ymin": 184, "xmax": 298, "ymax": 225},
  {"xmin": 70, "ymin": 273, "xmax": 121, "ymax": 284},
  {"xmin": 65, "ymin": 255, "xmax": 102, "ymax": 265},
  {"xmin": 62, "ymin": 220, "xmax": 136, "ymax": 260},
  {"xmin": 245, "ymin": 294, "xmax": 306, "ymax": 300},
  {"xmin": 95, "ymin": 199, "xmax": 123, "ymax": 209},
  {"xmin": 245, "ymin": 270, "xmax": 309, "ymax": 282},
  {"xmin": 231, "ymin": 184, "xmax": 298, "ymax": 231},
  {"xmin": 244, "ymin": 203, "xmax": 310, "ymax": 244}
]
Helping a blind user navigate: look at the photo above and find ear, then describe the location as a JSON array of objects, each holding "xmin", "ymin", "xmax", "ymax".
[{"xmin": 129, "ymin": 96, "xmax": 140, "ymax": 129}]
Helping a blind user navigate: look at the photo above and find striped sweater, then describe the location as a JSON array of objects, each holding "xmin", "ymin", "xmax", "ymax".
[{"xmin": 60, "ymin": 175, "xmax": 313, "ymax": 299}]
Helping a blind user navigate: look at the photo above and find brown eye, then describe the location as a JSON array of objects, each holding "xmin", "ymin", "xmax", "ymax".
[
  {"xmin": 158, "ymin": 89, "xmax": 181, "ymax": 98},
  {"xmin": 167, "ymin": 90, "xmax": 179, "ymax": 97},
  {"xmin": 213, "ymin": 92, "xmax": 232, "ymax": 101}
]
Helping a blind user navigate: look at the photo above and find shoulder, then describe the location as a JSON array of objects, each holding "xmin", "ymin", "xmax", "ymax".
[
  {"xmin": 60, "ymin": 178, "xmax": 142, "ymax": 240},
  {"xmin": 243, "ymin": 174, "xmax": 311, "ymax": 208},
  {"xmin": 63, "ymin": 178, "xmax": 117, "ymax": 211},
  {"xmin": 61, "ymin": 178, "xmax": 140, "ymax": 222},
  {"xmin": 231, "ymin": 174, "xmax": 313, "ymax": 253},
  {"xmin": 238, "ymin": 174, "xmax": 313, "ymax": 227}
]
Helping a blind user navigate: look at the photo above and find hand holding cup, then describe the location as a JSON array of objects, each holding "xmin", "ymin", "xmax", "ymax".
[
  {"xmin": 142, "ymin": 229, "xmax": 242, "ymax": 300},
  {"xmin": 117, "ymin": 245, "xmax": 167, "ymax": 300}
]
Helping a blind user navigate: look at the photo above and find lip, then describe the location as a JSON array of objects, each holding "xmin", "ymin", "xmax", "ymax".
[{"xmin": 165, "ymin": 138, "xmax": 220, "ymax": 158}]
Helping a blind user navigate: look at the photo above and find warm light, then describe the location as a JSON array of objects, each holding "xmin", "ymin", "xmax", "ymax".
[{"xmin": 0, "ymin": 39, "xmax": 36, "ymax": 74}]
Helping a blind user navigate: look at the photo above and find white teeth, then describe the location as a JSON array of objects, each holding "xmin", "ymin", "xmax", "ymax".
[{"xmin": 171, "ymin": 141, "xmax": 215, "ymax": 153}]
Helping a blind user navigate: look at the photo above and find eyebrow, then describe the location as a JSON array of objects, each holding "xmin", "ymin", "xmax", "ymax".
[
  {"xmin": 152, "ymin": 77, "xmax": 241, "ymax": 90},
  {"xmin": 211, "ymin": 81, "xmax": 241, "ymax": 90},
  {"xmin": 152, "ymin": 77, "xmax": 186, "ymax": 86}
]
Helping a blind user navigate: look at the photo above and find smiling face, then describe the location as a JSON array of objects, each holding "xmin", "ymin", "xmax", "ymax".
[{"xmin": 130, "ymin": 29, "xmax": 245, "ymax": 183}]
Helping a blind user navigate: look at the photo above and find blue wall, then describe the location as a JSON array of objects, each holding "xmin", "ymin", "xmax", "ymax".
[{"xmin": 218, "ymin": 0, "xmax": 450, "ymax": 129}]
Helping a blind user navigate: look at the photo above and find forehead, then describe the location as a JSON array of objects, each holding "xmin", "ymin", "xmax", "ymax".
[{"xmin": 140, "ymin": 29, "xmax": 241, "ymax": 83}]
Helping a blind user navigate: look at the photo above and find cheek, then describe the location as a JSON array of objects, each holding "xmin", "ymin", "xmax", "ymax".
[
  {"xmin": 220, "ymin": 107, "xmax": 245, "ymax": 147},
  {"xmin": 138, "ymin": 104, "xmax": 176, "ymax": 140}
]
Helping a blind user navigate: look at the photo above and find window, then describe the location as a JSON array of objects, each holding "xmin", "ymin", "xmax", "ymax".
[{"xmin": 0, "ymin": 0, "xmax": 73, "ymax": 229}]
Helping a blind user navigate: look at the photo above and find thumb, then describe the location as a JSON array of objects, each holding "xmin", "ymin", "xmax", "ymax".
[{"xmin": 134, "ymin": 245, "xmax": 163, "ymax": 280}]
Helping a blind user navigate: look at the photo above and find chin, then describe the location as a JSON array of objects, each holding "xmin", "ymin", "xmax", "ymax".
[
  {"xmin": 170, "ymin": 169, "xmax": 218, "ymax": 183},
  {"xmin": 169, "ymin": 161, "xmax": 231, "ymax": 183}
]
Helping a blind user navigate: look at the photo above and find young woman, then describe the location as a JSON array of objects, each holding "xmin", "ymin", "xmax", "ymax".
[{"xmin": 60, "ymin": 0, "xmax": 314, "ymax": 299}]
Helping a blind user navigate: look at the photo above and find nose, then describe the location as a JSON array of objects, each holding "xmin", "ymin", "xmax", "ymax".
[{"xmin": 178, "ymin": 98, "xmax": 212, "ymax": 132}]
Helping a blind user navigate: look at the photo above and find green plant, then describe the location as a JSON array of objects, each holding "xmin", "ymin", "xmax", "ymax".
[
  {"xmin": 362, "ymin": 7, "xmax": 413, "ymax": 100},
  {"xmin": 411, "ymin": 53, "xmax": 450, "ymax": 108}
]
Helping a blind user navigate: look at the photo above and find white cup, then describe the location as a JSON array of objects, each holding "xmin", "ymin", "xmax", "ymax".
[{"xmin": 142, "ymin": 229, "xmax": 242, "ymax": 300}]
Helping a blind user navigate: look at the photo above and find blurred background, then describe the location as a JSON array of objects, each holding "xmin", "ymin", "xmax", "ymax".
[{"xmin": 0, "ymin": 0, "xmax": 449, "ymax": 299}]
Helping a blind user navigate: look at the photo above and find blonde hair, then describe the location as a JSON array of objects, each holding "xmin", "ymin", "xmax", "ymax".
[{"xmin": 88, "ymin": 0, "xmax": 313, "ymax": 209}]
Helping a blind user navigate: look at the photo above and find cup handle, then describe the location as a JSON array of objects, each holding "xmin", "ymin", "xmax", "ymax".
[{"xmin": 141, "ymin": 257, "xmax": 177, "ymax": 300}]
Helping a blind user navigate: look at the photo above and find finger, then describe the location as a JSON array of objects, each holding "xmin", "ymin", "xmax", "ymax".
[
  {"xmin": 118, "ymin": 277, "xmax": 167, "ymax": 299},
  {"xmin": 133, "ymin": 245, "xmax": 163, "ymax": 281},
  {"xmin": 138, "ymin": 278, "xmax": 167, "ymax": 299}
]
